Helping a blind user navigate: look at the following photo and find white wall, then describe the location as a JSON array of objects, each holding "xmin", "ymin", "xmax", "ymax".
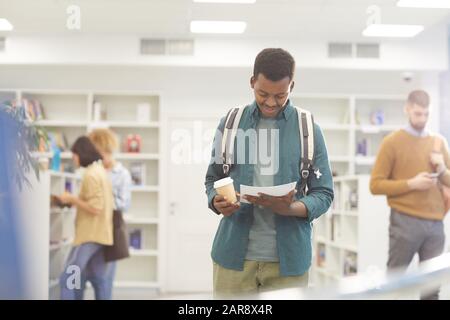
[
  {"xmin": 0, "ymin": 25, "xmax": 447, "ymax": 70},
  {"xmin": 0, "ymin": 65, "xmax": 441, "ymax": 129}
]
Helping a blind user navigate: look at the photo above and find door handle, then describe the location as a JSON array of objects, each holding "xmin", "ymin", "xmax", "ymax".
[{"xmin": 169, "ymin": 202, "xmax": 176, "ymax": 215}]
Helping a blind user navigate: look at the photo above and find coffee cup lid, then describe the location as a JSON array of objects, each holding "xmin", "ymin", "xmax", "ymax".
[{"xmin": 214, "ymin": 177, "xmax": 233, "ymax": 189}]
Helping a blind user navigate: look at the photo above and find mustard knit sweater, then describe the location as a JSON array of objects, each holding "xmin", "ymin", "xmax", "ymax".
[{"xmin": 370, "ymin": 130, "xmax": 450, "ymax": 221}]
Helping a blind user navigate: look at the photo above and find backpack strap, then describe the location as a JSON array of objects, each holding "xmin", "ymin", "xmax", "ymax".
[
  {"xmin": 221, "ymin": 106, "xmax": 245, "ymax": 175},
  {"xmin": 220, "ymin": 105, "xmax": 316, "ymax": 191},
  {"xmin": 295, "ymin": 106, "xmax": 315, "ymax": 196}
]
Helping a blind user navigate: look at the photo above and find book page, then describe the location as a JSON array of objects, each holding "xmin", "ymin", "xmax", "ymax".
[{"xmin": 240, "ymin": 182, "xmax": 297, "ymax": 204}]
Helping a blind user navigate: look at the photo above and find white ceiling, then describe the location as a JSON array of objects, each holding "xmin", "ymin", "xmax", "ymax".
[{"xmin": 0, "ymin": 0, "xmax": 449, "ymax": 41}]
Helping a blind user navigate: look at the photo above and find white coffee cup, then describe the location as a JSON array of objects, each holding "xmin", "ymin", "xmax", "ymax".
[{"xmin": 214, "ymin": 177, "xmax": 237, "ymax": 204}]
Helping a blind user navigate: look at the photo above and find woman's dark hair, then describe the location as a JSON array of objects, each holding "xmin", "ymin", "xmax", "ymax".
[
  {"xmin": 71, "ymin": 136, "xmax": 103, "ymax": 167},
  {"xmin": 253, "ymin": 48, "xmax": 295, "ymax": 82}
]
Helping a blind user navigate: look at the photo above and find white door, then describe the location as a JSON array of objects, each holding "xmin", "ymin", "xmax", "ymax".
[{"xmin": 167, "ymin": 117, "xmax": 222, "ymax": 292}]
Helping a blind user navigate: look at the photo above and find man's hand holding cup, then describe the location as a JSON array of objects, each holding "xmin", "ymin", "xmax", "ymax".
[{"xmin": 213, "ymin": 177, "xmax": 240, "ymax": 216}]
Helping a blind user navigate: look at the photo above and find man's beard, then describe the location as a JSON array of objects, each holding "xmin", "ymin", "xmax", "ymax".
[{"xmin": 410, "ymin": 120, "xmax": 426, "ymax": 132}]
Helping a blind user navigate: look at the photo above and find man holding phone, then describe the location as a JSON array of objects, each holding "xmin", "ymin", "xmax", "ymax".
[{"xmin": 370, "ymin": 90, "xmax": 450, "ymax": 299}]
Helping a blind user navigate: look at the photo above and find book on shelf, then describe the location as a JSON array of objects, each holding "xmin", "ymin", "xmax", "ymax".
[
  {"xmin": 61, "ymin": 162, "xmax": 76, "ymax": 174},
  {"xmin": 46, "ymin": 131, "xmax": 69, "ymax": 151},
  {"xmin": 92, "ymin": 101, "xmax": 108, "ymax": 122},
  {"xmin": 22, "ymin": 99, "xmax": 46, "ymax": 122},
  {"xmin": 129, "ymin": 162, "xmax": 146, "ymax": 186},
  {"xmin": 356, "ymin": 138, "xmax": 368, "ymax": 156},
  {"xmin": 343, "ymin": 251, "xmax": 357, "ymax": 276},
  {"xmin": 317, "ymin": 243, "xmax": 326, "ymax": 268},
  {"xmin": 346, "ymin": 190, "xmax": 358, "ymax": 210},
  {"xmin": 136, "ymin": 102, "xmax": 151, "ymax": 123},
  {"xmin": 331, "ymin": 215, "xmax": 340, "ymax": 242},
  {"xmin": 129, "ymin": 228, "xmax": 142, "ymax": 250},
  {"xmin": 124, "ymin": 134, "xmax": 142, "ymax": 153},
  {"xmin": 341, "ymin": 106, "xmax": 350, "ymax": 125},
  {"xmin": 354, "ymin": 109, "xmax": 360, "ymax": 125},
  {"xmin": 65, "ymin": 180, "xmax": 73, "ymax": 193},
  {"xmin": 50, "ymin": 146, "xmax": 62, "ymax": 171},
  {"xmin": 6, "ymin": 98, "xmax": 46, "ymax": 122},
  {"xmin": 369, "ymin": 109, "xmax": 385, "ymax": 125},
  {"xmin": 332, "ymin": 184, "xmax": 340, "ymax": 210}
]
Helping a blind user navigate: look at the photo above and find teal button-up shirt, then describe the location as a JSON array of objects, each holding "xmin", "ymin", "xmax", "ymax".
[{"xmin": 204, "ymin": 100, "xmax": 334, "ymax": 276}]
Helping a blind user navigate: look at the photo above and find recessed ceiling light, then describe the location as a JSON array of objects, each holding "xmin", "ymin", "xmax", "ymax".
[
  {"xmin": 397, "ymin": 0, "xmax": 450, "ymax": 9},
  {"xmin": 362, "ymin": 24, "xmax": 424, "ymax": 38},
  {"xmin": 193, "ymin": 0, "xmax": 256, "ymax": 3},
  {"xmin": 0, "ymin": 19, "xmax": 13, "ymax": 31},
  {"xmin": 190, "ymin": 21, "xmax": 247, "ymax": 34}
]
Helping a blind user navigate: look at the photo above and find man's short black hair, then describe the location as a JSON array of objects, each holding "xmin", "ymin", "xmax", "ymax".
[
  {"xmin": 71, "ymin": 136, "xmax": 103, "ymax": 167},
  {"xmin": 253, "ymin": 48, "xmax": 295, "ymax": 82}
]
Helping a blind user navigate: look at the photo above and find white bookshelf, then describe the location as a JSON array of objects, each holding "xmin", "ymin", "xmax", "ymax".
[
  {"xmin": 131, "ymin": 185, "xmax": 159, "ymax": 192},
  {"xmin": 115, "ymin": 153, "xmax": 160, "ymax": 160},
  {"xmin": 125, "ymin": 216, "xmax": 159, "ymax": 224},
  {"xmin": 353, "ymin": 96, "xmax": 405, "ymax": 175},
  {"xmin": 291, "ymin": 94, "xmax": 406, "ymax": 177},
  {"xmin": 291, "ymin": 95, "xmax": 352, "ymax": 177},
  {"xmin": 15, "ymin": 89, "xmax": 162, "ymax": 294},
  {"xmin": 311, "ymin": 175, "xmax": 389, "ymax": 287},
  {"xmin": 47, "ymin": 170, "xmax": 80, "ymax": 300},
  {"xmin": 105, "ymin": 121, "xmax": 160, "ymax": 128},
  {"xmin": 129, "ymin": 249, "xmax": 159, "ymax": 257},
  {"xmin": 35, "ymin": 120, "xmax": 88, "ymax": 127}
]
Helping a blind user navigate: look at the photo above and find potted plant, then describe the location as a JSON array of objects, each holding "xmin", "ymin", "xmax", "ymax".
[{"xmin": 0, "ymin": 99, "xmax": 48, "ymax": 190}]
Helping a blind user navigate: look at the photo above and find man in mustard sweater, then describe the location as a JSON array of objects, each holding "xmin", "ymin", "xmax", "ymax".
[{"xmin": 370, "ymin": 90, "xmax": 450, "ymax": 300}]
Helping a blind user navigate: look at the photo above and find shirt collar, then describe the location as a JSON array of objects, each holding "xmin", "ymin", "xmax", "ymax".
[
  {"xmin": 250, "ymin": 99, "xmax": 295, "ymax": 121},
  {"xmin": 404, "ymin": 122, "xmax": 429, "ymax": 137},
  {"xmin": 111, "ymin": 161, "xmax": 124, "ymax": 173}
]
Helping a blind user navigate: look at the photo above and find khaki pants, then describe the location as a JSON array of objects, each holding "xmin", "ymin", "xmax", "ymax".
[{"xmin": 213, "ymin": 260, "xmax": 308, "ymax": 299}]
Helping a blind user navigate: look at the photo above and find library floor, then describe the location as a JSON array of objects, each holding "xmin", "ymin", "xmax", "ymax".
[
  {"xmin": 82, "ymin": 284, "xmax": 450, "ymax": 300},
  {"xmin": 84, "ymin": 288, "xmax": 212, "ymax": 300}
]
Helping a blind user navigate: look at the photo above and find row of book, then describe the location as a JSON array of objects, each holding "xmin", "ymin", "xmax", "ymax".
[
  {"xmin": 18, "ymin": 98, "xmax": 147, "ymax": 153},
  {"xmin": 42, "ymin": 131, "xmax": 145, "ymax": 153},
  {"xmin": 316, "ymin": 244, "xmax": 357, "ymax": 276},
  {"xmin": 331, "ymin": 185, "xmax": 358, "ymax": 211},
  {"xmin": 47, "ymin": 228, "xmax": 147, "ymax": 251},
  {"xmin": 12, "ymin": 98, "xmax": 155, "ymax": 124},
  {"xmin": 23, "ymin": 99, "xmax": 46, "ymax": 121},
  {"xmin": 6, "ymin": 98, "xmax": 46, "ymax": 122}
]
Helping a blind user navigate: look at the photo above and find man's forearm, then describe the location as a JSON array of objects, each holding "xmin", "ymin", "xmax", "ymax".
[
  {"xmin": 370, "ymin": 178, "xmax": 411, "ymax": 197},
  {"xmin": 439, "ymin": 169, "xmax": 450, "ymax": 188},
  {"xmin": 287, "ymin": 201, "xmax": 308, "ymax": 218}
]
